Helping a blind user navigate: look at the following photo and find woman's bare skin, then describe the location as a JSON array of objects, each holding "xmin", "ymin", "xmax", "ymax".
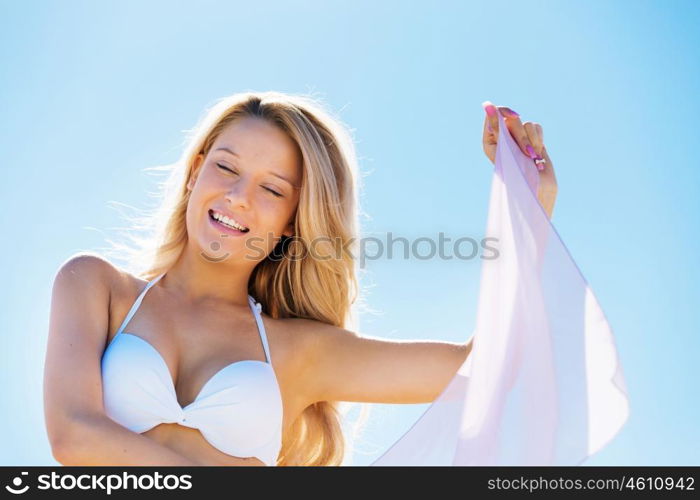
[{"xmin": 106, "ymin": 268, "xmax": 315, "ymax": 466}]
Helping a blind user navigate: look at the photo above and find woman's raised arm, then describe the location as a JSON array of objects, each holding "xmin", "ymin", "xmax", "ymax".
[{"xmin": 482, "ymin": 102, "xmax": 558, "ymax": 219}]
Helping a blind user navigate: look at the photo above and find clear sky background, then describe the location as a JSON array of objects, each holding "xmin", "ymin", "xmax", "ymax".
[{"xmin": 1, "ymin": 0, "xmax": 698, "ymax": 466}]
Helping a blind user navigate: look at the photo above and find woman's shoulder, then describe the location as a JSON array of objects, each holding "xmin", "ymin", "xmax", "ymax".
[
  {"xmin": 55, "ymin": 252, "xmax": 119, "ymax": 286},
  {"xmin": 57, "ymin": 253, "xmax": 153, "ymax": 342},
  {"xmin": 54, "ymin": 252, "xmax": 136, "ymax": 301},
  {"xmin": 267, "ymin": 314, "xmax": 347, "ymax": 361}
]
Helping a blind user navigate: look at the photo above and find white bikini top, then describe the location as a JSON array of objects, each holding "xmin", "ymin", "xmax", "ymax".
[{"xmin": 100, "ymin": 272, "xmax": 283, "ymax": 466}]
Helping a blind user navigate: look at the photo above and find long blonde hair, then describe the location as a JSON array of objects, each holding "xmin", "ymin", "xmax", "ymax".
[{"xmin": 103, "ymin": 91, "xmax": 371, "ymax": 465}]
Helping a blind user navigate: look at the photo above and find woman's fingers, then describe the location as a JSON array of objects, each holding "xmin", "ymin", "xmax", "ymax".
[
  {"xmin": 524, "ymin": 122, "xmax": 544, "ymax": 157},
  {"xmin": 482, "ymin": 101, "xmax": 500, "ymax": 136},
  {"xmin": 482, "ymin": 102, "xmax": 550, "ymax": 174},
  {"xmin": 500, "ymin": 111, "xmax": 541, "ymax": 162},
  {"xmin": 481, "ymin": 101, "xmax": 499, "ymax": 164},
  {"xmin": 537, "ymin": 144, "xmax": 556, "ymax": 186},
  {"xmin": 482, "ymin": 117, "xmax": 497, "ymax": 164},
  {"xmin": 482, "ymin": 113, "xmax": 496, "ymax": 143},
  {"xmin": 534, "ymin": 123, "xmax": 543, "ymax": 144},
  {"xmin": 482, "ymin": 101, "xmax": 544, "ymax": 160}
]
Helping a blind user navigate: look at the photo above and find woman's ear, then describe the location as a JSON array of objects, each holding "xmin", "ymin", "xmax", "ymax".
[{"xmin": 187, "ymin": 154, "xmax": 204, "ymax": 191}]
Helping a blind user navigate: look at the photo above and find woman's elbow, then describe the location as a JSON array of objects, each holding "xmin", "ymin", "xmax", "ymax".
[
  {"xmin": 47, "ymin": 414, "xmax": 91, "ymax": 465},
  {"xmin": 52, "ymin": 441, "xmax": 76, "ymax": 466},
  {"xmin": 50, "ymin": 430, "xmax": 75, "ymax": 465}
]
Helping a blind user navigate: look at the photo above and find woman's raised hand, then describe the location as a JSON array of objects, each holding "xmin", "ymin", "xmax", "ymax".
[{"xmin": 481, "ymin": 101, "xmax": 558, "ymax": 218}]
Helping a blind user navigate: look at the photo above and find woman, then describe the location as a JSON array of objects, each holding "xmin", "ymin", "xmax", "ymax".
[{"xmin": 44, "ymin": 91, "xmax": 557, "ymax": 466}]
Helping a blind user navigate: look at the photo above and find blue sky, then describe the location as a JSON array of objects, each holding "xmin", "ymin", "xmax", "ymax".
[{"xmin": 1, "ymin": 0, "xmax": 698, "ymax": 465}]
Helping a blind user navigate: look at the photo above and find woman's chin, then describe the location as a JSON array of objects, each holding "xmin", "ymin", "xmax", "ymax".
[{"xmin": 199, "ymin": 241, "xmax": 258, "ymax": 265}]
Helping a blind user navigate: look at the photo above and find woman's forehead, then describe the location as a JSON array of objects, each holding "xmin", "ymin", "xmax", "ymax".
[{"xmin": 213, "ymin": 117, "xmax": 302, "ymax": 181}]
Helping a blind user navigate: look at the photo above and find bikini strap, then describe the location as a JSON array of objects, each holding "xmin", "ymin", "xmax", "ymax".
[
  {"xmin": 248, "ymin": 295, "xmax": 271, "ymax": 364},
  {"xmin": 115, "ymin": 272, "xmax": 167, "ymax": 336}
]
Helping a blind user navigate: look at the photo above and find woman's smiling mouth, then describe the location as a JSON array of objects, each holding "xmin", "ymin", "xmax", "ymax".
[{"xmin": 208, "ymin": 209, "xmax": 250, "ymax": 235}]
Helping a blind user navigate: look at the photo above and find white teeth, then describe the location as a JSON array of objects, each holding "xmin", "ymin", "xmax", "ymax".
[{"xmin": 212, "ymin": 211, "xmax": 247, "ymax": 231}]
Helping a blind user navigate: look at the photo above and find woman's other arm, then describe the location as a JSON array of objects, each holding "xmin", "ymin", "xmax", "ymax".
[{"xmin": 44, "ymin": 253, "xmax": 255, "ymax": 466}]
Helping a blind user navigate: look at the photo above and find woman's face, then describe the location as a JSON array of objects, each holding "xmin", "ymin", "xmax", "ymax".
[{"xmin": 186, "ymin": 116, "xmax": 302, "ymax": 264}]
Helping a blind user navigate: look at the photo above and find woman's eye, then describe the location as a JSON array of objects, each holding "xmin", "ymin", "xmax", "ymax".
[
  {"xmin": 217, "ymin": 163, "xmax": 282, "ymax": 197},
  {"xmin": 264, "ymin": 187, "xmax": 283, "ymax": 198},
  {"xmin": 216, "ymin": 163, "xmax": 237, "ymax": 174}
]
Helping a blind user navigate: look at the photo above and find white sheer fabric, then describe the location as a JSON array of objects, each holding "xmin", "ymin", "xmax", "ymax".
[{"xmin": 370, "ymin": 110, "xmax": 629, "ymax": 466}]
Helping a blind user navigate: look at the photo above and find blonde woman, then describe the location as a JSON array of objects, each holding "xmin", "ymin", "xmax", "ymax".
[{"xmin": 44, "ymin": 91, "xmax": 557, "ymax": 466}]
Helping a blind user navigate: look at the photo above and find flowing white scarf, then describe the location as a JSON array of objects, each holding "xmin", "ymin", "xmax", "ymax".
[{"xmin": 370, "ymin": 110, "xmax": 630, "ymax": 465}]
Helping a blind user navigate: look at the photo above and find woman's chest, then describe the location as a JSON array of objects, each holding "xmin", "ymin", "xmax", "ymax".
[{"xmin": 106, "ymin": 275, "xmax": 312, "ymax": 438}]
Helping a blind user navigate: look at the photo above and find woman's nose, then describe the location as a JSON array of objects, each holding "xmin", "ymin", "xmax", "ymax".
[{"xmin": 224, "ymin": 179, "xmax": 252, "ymax": 209}]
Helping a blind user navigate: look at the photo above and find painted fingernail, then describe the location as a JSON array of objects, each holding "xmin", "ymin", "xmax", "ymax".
[
  {"xmin": 504, "ymin": 107, "xmax": 520, "ymax": 118},
  {"xmin": 484, "ymin": 104, "xmax": 497, "ymax": 117},
  {"xmin": 535, "ymin": 157, "xmax": 545, "ymax": 171},
  {"xmin": 525, "ymin": 145, "xmax": 538, "ymax": 159}
]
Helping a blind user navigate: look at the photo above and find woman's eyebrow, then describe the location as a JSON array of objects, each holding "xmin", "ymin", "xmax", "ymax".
[
  {"xmin": 214, "ymin": 146, "xmax": 240, "ymax": 158},
  {"xmin": 214, "ymin": 146, "xmax": 298, "ymax": 188},
  {"xmin": 269, "ymin": 171, "xmax": 297, "ymax": 188}
]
